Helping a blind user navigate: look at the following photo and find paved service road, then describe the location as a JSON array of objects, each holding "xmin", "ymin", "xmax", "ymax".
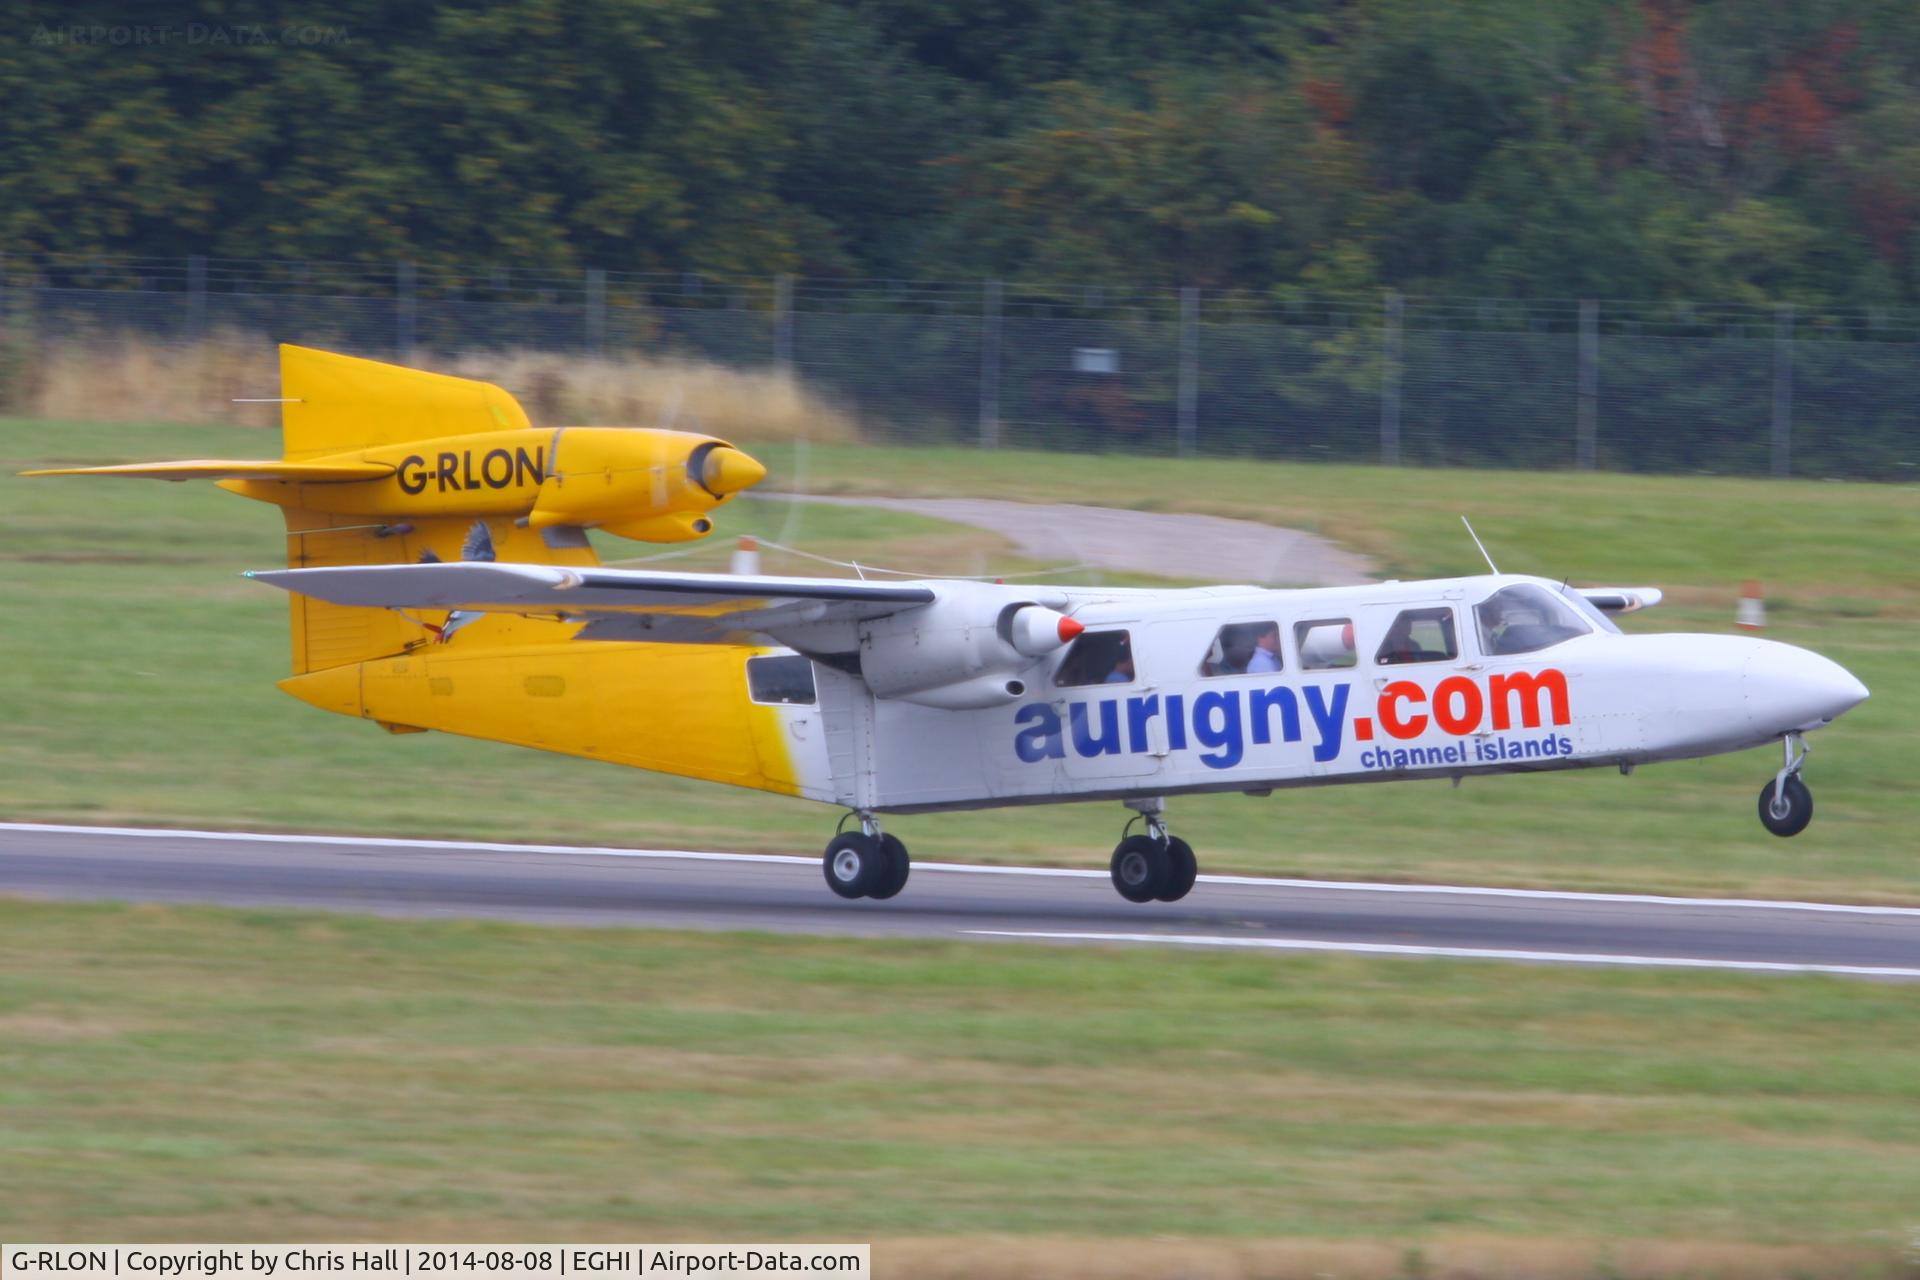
[
  {"xmin": 4, "ymin": 823, "xmax": 1919, "ymax": 979},
  {"xmin": 772, "ymin": 495, "xmax": 1376, "ymax": 587}
]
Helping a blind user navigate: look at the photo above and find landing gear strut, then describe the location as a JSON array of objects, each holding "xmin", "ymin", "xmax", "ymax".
[
  {"xmin": 823, "ymin": 813, "xmax": 910, "ymax": 900},
  {"xmin": 1758, "ymin": 732, "xmax": 1814, "ymax": 838},
  {"xmin": 1109, "ymin": 799, "xmax": 1198, "ymax": 904}
]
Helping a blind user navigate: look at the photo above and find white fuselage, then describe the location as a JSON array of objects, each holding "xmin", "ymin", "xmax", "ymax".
[{"xmin": 758, "ymin": 575, "xmax": 1869, "ymax": 815}]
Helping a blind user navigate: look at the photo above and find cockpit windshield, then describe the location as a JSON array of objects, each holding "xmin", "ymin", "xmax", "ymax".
[
  {"xmin": 1558, "ymin": 583, "xmax": 1622, "ymax": 635},
  {"xmin": 1474, "ymin": 584, "xmax": 1593, "ymax": 656}
]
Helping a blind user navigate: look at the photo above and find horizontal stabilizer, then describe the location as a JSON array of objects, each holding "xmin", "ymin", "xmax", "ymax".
[
  {"xmin": 23, "ymin": 459, "xmax": 393, "ymax": 482},
  {"xmin": 246, "ymin": 562, "xmax": 936, "ymax": 641},
  {"xmin": 1578, "ymin": 586, "xmax": 1664, "ymax": 614}
]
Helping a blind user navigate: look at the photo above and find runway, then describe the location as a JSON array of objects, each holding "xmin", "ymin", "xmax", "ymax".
[{"xmin": 5, "ymin": 822, "xmax": 1920, "ymax": 979}]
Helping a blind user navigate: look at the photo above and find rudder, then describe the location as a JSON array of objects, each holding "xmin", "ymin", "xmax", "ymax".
[{"xmin": 279, "ymin": 344, "xmax": 531, "ymax": 460}]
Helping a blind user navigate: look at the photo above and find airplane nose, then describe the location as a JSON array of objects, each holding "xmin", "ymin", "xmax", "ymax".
[
  {"xmin": 699, "ymin": 446, "xmax": 767, "ymax": 496},
  {"xmin": 1741, "ymin": 642, "xmax": 1869, "ymax": 734}
]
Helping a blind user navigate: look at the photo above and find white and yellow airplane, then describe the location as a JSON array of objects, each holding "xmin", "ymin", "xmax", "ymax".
[{"xmin": 31, "ymin": 347, "xmax": 1870, "ymax": 904}]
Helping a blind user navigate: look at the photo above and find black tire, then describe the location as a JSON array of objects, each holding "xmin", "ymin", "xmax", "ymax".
[
  {"xmin": 867, "ymin": 833, "xmax": 911, "ymax": 900},
  {"xmin": 1758, "ymin": 776, "xmax": 1813, "ymax": 837},
  {"xmin": 824, "ymin": 832, "xmax": 884, "ymax": 898},
  {"xmin": 1110, "ymin": 834, "xmax": 1171, "ymax": 904},
  {"xmin": 1155, "ymin": 836, "xmax": 1198, "ymax": 902}
]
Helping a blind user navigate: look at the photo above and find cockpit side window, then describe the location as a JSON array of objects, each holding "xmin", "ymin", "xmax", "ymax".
[
  {"xmin": 1294, "ymin": 618, "xmax": 1356, "ymax": 671},
  {"xmin": 1475, "ymin": 585, "xmax": 1592, "ymax": 656},
  {"xmin": 1055, "ymin": 630, "xmax": 1134, "ymax": 687},
  {"xmin": 1375, "ymin": 607, "xmax": 1458, "ymax": 665},
  {"xmin": 1559, "ymin": 583, "xmax": 1624, "ymax": 634},
  {"xmin": 1201, "ymin": 621, "xmax": 1282, "ymax": 677}
]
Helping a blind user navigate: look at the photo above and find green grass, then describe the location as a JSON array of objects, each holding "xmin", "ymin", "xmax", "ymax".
[
  {"xmin": 2, "ymin": 899, "xmax": 1917, "ymax": 1260},
  {"xmin": 3, "ymin": 418, "xmax": 1917, "ymax": 901}
]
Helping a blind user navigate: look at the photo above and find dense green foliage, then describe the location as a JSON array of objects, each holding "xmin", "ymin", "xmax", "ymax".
[{"xmin": 7, "ymin": 1, "xmax": 1920, "ymax": 302}]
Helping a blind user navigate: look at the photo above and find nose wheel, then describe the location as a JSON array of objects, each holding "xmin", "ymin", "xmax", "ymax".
[
  {"xmin": 824, "ymin": 814, "xmax": 910, "ymax": 900},
  {"xmin": 1757, "ymin": 733, "xmax": 1814, "ymax": 837},
  {"xmin": 1109, "ymin": 802, "xmax": 1198, "ymax": 903}
]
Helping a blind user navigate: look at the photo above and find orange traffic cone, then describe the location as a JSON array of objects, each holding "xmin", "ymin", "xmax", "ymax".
[
  {"xmin": 730, "ymin": 535, "xmax": 761, "ymax": 576},
  {"xmin": 1737, "ymin": 580, "xmax": 1766, "ymax": 630}
]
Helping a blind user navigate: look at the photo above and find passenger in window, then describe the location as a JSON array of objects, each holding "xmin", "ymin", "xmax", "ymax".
[
  {"xmin": 1375, "ymin": 608, "xmax": 1460, "ymax": 665},
  {"xmin": 1246, "ymin": 622, "xmax": 1281, "ymax": 673},
  {"xmin": 1379, "ymin": 614, "xmax": 1423, "ymax": 665},
  {"xmin": 1057, "ymin": 631, "xmax": 1132, "ymax": 687},
  {"xmin": 1104, "ymin": 643, "xmax": 1135, "ymax": 684},
  {"xmin": 1217, "ymin": 625, "xmax": 1257, "ymax": 675}
]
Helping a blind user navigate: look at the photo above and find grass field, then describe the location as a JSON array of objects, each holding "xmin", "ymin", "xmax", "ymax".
[
  {"xmin": 3, "ymin": 418, "xmax": 1917, "ymax": 902},
  {"xmin": 2, "ymin": 899, "xmax": 1917, "ymax": 1273}
]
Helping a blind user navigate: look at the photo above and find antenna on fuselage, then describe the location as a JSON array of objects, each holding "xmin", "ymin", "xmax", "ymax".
[{"xmin": 1460, "ymin": 516, "xmax": 1500, "ymax": 575}]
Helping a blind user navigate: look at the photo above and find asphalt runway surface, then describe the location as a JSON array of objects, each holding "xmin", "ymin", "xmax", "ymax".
[{"xmin": 4, "ymin": 822, "xmax": 1920, "ymax": 979}]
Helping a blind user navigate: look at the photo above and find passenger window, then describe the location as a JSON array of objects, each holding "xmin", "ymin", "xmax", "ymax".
[
  {"xmin": 1201, "ymin": 621, "xmax": 1282, "ymax": 677},
  {"xmin": 1375, "ymin": 607, "xmax": 1458, "ymax": 666},
  {"xmin": 1295, "ymin": 618, "xmax": 1356, "ymax": 671},
  {"xmin": 1055, "ymin": 630, "xmax": 1134, "ymax": 687},
  {"xmin": 746, "ymin": 654, "xmax": 817, "ymax": 705}
]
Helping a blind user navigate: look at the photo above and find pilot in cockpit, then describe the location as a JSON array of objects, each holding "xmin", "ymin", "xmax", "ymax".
[{"xmin": 1475, "ymin": 584, "xmax": 1590, "ymax": 656}]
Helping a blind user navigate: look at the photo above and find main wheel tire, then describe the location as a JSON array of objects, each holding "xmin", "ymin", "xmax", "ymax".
[
  {"xmin": 867, "ymin": 833, "xmax": 911, "ymax": 900},
  {"xmin": 1155, "ymin": 836, "xmax": 1198, "ymax": 902},
  {"xmin": 1110, "ymin": 834, "xmax": 1171, "ymax": 903},
  {"xmin": 824, "ymin": 832, "xmax": 885, "ymax": 898},
  {"xmin": 1758, "ymin": 775, "xmax": 1813, "ymax": 837}
]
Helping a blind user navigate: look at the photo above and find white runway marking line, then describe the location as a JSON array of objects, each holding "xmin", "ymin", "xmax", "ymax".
[
  {"xmin": 6, "ymin": 821, "xmax": 1920, "ymax": 919},
  {"xmin": 963, "ymin": 930, "xmax": 1920, "ymax": 979}
]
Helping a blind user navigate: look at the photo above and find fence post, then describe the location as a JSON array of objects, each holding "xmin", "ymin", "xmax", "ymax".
[
  {"xmin": 585, "ymin": 267, "xmax": 606, "ymax": 357},
  {"xmin": 395, "ymin": 261, "xmax": 417, "ymax": 362},
  {"xmin": 773, "ymin": 273, "xmax": 794, "ymax": 373},
  {"xmin": 1177, "ymin": 286, "xmax": 1200, "ymax": 458},
  {"xmin": 1576, "ymin": 298, "xmax": 1598, "ymax": 470},
  {"xmin": 187, "ymin": 254, "xmax": 208, "ymax": 342},
  {"xmin": 979, "ymin": 279, "xmax": 1002, "ymax": 448},
  {"xmin": 1379, "ymin": 291, "xmax": 1403, "ymax": 465},
  {"xmin": 1771, "ymin": 303, "xmax": 1794, "ymax": 478}
]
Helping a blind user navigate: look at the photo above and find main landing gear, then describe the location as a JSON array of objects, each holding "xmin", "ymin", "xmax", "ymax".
[
  {"xmin": 822, "ymin": 814, "xmax": 910, "ymax": 900},
  {"xmin": 1109, "ymin": 799, "xmax": 1198, "ymax": 904},
  {"xmin": 1758, "ymin": 732, "xmax": 1814, "ymax": 838}
]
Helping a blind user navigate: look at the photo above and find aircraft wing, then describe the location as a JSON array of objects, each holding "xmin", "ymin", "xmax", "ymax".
[
  {"xmin": 1577, "ymin": 586, "xmax": 1664, "ymax": 614},
  {"xmin": 247, "ymin": 562, "xmax": 937, "ymax": 640}
]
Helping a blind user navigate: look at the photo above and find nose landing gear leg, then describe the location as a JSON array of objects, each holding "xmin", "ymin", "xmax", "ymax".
[
  {"xmin": 1110, "ymin": 798, "xmax": 1198, "ymax": 903},
  {"xmin": 1757, "ymin": 732, "xmax": 1814, "ymax": 837}
]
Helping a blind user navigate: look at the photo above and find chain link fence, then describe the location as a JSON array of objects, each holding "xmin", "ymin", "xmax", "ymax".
[{"xmin": 2, "ymin": 253, "xmax": 1915, "ymax": 480}]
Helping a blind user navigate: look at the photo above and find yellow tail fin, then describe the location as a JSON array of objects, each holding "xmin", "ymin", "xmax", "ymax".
[{"xmin": 279, "ymin": 344, "xmax": 531, "ymax": 459}]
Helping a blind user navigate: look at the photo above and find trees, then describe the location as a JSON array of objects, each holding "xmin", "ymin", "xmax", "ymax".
[{"xmin": 4, "ymin": 0, "xmax": 1919, "ymax": 304}]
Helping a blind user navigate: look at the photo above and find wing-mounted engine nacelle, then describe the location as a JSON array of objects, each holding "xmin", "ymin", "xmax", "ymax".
[{"xmin": 858, "ymin": 585, "xmax": 1083, "ymax": 709}]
